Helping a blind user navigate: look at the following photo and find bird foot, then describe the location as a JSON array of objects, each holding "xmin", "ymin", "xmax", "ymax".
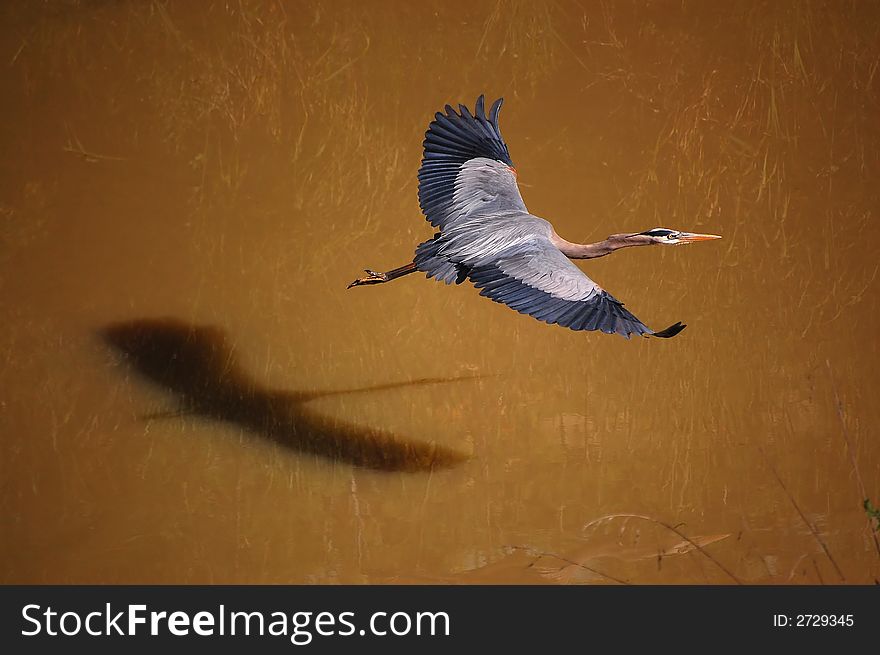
[{"xmin": 347, "ymin": 269, "xmax": 388, "ymax": 289}]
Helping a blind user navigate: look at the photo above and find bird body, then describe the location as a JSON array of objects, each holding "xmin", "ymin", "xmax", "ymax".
[{"xmin": 349, "ymin": 96, "xmax": 720, "ymax": 339}]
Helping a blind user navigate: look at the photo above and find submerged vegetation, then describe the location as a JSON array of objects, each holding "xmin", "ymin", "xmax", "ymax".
[{"xmin": 866, "ymin": 500, "xmax": 880, "ymax": 533}]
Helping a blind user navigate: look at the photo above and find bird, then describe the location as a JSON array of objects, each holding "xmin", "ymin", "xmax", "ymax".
[{"xmin": 348, "ymin": 95, "xmax": 721, "ymax": 339}]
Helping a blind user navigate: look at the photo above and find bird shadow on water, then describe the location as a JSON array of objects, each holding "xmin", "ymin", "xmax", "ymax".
[{"xmin": 99, "ymin": 318, "xmax": 474, "ymax": 472}]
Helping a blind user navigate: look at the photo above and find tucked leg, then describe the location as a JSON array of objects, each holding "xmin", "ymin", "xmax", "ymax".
[{"xmin": 347, "ymin": 262, "xmax": 417, "ymax": 289}]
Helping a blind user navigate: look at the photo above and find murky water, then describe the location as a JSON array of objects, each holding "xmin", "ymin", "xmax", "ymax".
[{"xmin": 2, "ymin": 0, "xmax": 879, "ymax": 584}]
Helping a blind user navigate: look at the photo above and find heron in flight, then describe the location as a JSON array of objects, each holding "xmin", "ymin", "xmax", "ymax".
[{"xmin": 349, "ymin": 95, "xmax": 721, "ymax": 338}]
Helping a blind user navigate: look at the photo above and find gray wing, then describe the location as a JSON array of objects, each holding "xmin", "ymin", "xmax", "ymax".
[
  {"xmin": 418, "ymin": 95, "xmax": 526, "ymax": 230},
  {"xmin": 467, "ymin": 237, "xmax": 684, "ymax": 338}
]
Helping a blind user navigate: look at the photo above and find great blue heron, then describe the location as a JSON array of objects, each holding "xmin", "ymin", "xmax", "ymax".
[{"xmin": 349, "ymin": 95, "xmax": 721, "ymax": 338}]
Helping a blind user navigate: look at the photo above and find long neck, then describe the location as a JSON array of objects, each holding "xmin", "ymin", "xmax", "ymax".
[{"xmin": 549, "ymin": 231, "xmax": 655, "ymax": 260}]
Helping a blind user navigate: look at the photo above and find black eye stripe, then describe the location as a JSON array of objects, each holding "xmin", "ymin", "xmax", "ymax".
[{"xmin": 641, "ymin": 229, "xmax": 674, "ymax": 237}]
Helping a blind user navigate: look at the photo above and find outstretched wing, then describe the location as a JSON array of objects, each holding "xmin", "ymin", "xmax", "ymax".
[
  {"xmin": 467, "ymin": 238, "xmax": 685, "ymax": 338},
  {"xmin": 418, "ymin": 95, "xmax": 526, "ymax": 230}
]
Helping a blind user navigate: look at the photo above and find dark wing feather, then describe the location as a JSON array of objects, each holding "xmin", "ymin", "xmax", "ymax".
[
  {"xmin": 418, "ymin": 95, "xmax": 524, "ymax": 230},
  {"xmin": 467, "ymin": 238, "xmax": 684, "ymax": 339}
]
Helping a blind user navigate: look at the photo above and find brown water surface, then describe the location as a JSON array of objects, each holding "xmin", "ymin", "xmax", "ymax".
[{"xmin": 2, "ymin": 0, "xmax": 879, "ymax": 584}]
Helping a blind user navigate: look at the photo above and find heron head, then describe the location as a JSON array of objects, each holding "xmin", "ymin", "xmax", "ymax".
[{"xmin": 639, "ymin": 227, "xmax": 722, "ymax": 245}]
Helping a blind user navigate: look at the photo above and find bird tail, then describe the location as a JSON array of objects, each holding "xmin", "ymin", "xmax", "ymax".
[{"xmin": 414, "ymin": 234, "xmax": 468, "ymax": 285}]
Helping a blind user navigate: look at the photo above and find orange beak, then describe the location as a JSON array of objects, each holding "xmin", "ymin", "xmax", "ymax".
[{"xmin": 678, "ymin": 232, "xmax": 722, "ymax": 243}]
